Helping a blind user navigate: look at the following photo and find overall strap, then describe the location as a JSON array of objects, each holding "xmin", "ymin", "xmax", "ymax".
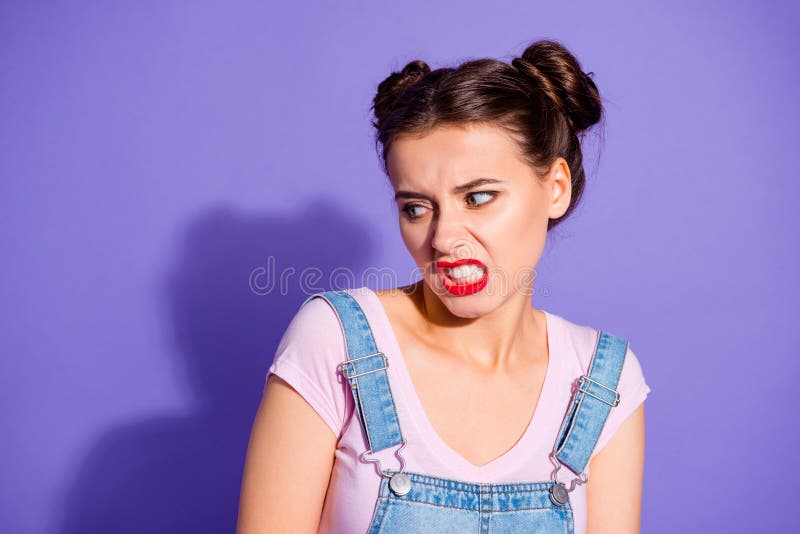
[
  {"xmin": 553, "ymin": 330, "xmax": 628, "ymax": 477},
  {"xmin": 302, "ymin": 290, "xmax": 405, "ymax": 454}
]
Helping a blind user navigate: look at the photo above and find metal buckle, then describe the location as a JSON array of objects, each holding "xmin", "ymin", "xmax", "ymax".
[
  {"xmin": 337, "ymin": 351, "xmax": 389, "ymax": 381},
  {"xmin": 549, "ymin": 451, "xmax": 588, "ymax": 492},
  {"xmin": 576, "ymin": 374, "xmax": 620, "ymax": 407},
  {"xmin": 360, "ymin": 439, "xmax": 408, "ymax": 479}
]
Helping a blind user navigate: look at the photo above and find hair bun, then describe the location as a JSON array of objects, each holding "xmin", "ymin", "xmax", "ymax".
[
  {"xmin": 511, "ymin": 40, "xmax": 602, "ymax": 133},
  {"xmin": 372, "ymin": 60, "xmax": 431, "ymax": 127}
]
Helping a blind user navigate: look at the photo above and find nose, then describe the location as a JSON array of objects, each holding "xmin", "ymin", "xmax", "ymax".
[{"xmin": 430, "ymin": 207, "xmax": 472, "ymax": 259}]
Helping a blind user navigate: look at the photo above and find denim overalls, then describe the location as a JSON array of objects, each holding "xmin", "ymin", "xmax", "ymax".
[{"xmin": 304, "ymin": 290, "xmax": 627, "ymax": 534}]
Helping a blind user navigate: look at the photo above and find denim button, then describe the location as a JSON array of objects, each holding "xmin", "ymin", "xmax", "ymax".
[
  {"xmin": 549, "ymin": 482, "xmax": 570, "ymax": 506},
  {"xmin": 389, "ymin": 472, "xmax": 412, "ymax": 496}
]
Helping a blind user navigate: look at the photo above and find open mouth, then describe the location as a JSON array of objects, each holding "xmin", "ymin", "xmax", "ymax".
[
  {"xmin": 435, "ymin": 259, "xmax": 489, "ymax": 296},
  {"xmin": 441, "ymin": 264, "xmax": 486, "ymax": 284}
]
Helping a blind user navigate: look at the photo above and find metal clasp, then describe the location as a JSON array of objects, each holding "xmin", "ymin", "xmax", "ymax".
[
  {"xmin": 548, "ymin": 454, "xmax": 588, "ymax": 506},
  {"xmin": 576, "ymin": 374, "xmax": 620, "ymax": 407},
  {"xmin": 549, "ymin": 451, "xmax": 588, "ymax": 492},
  {"xmin": 337, "ymin": 351, "xmax": 389, "ymax": 381},
  {"xmin": 360, "ymin": 439, "xmax": 408, "ymax": 479}
]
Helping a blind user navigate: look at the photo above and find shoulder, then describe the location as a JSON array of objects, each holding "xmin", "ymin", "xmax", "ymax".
[
  {"xmin": 548, "ymin": 311, "xmax": 646, "ymax": 380},
  {"xmin": 548, "ymin": 311, "xmax": 601, "ymax": 373},
  {"xmin": 549, "ymin": 311, "xmax": 651, "ymax": 420},
  {"xmin": 277, "ymin": 287, "xmax": 379, "ymax": 358},
  {"xmin": 549, "ymin": 311, "xmax": 651, "ymax": 456},
  {"xmin": 268, "ymin": 290, "xmax": 380, "ymax": 438},
  {"xmin": 279, "ymin": 293, "xmax": 345, "ymax": 353}
]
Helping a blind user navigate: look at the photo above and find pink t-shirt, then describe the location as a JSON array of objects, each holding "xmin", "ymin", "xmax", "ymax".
[{"xmin": 267, "ymin": 286, "xmax": 651, "ymax": 534}]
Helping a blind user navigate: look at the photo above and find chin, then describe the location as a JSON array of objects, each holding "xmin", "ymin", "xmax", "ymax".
[{"xmin": 424, "ymin": 273, "xmax": 501, "ymax": 316}]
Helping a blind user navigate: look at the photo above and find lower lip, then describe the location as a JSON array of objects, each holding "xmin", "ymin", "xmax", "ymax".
[{"xmin": 438, "ymin": 267, "xmax": 489, "ymax": 296}]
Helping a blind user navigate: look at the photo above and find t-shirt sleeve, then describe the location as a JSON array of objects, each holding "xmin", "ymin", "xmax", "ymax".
[
  {"xmin": 591, "ymin": 342, "xmax": 651, "ymax": 457},
  {"xmin": 266, "ymin": 296, "xmax": 351, "ymax": 440}
]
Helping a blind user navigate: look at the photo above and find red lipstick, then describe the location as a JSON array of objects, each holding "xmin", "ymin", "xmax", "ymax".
[{"xmin": 435, "ymin": 258, "xmax": 489, "ymax": 296}]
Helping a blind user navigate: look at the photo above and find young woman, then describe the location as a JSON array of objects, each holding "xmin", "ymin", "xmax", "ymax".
[{"xmin": 238, "ymin": 39, "xmax": 650, "ymax": 534}]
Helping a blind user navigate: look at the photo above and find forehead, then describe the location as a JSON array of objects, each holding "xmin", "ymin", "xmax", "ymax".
[{"xmin": 386, "ymin": 123, "xmax": 528, "ymax": 187}]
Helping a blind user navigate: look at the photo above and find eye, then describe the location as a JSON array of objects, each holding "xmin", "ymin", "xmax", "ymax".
[
  {"xmin": 401, "ymin": 192, "xmax": 497, "ymax": 220},
  {"xmin": 401, "ymin": 203, "xmax": 428, "ymax": 220},
  {"xmin": 465, "ymin": 191, "xmax": 498, "ymax": 207}
]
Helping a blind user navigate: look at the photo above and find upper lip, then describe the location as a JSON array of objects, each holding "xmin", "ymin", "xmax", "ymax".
[{"xmin": 435, "ymin": 258, "xmax": 487, "ymax": 269}]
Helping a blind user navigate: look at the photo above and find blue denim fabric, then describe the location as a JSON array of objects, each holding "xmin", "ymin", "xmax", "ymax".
[
  {"xmin": 367, "ymin": 473, "xmax": 576, "ymax": 534},
  {"xmin": 304, "ymin": 290, "xmax": 627, "ymax": 534},
  {"xmin": 553, "ymin": 331, "xmax": 628, "ymax": 480},
  {"xmin": 302, "ymin": 291, "xmax": 404, "ymax": 452}
]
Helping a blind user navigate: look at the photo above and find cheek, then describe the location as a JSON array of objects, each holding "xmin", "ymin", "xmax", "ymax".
[
  {"xmin": 486, "ymin": 199, "xmax": 535, "ymax": 237},
  {"xmin": 483, "ymin": 197, "xmax": 548, "ymax": 261}
]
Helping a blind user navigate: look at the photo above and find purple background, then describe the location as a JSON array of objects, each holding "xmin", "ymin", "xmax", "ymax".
[{"xmin": 2, "ymin": 1, "xmax": 798, "ymax": 532}]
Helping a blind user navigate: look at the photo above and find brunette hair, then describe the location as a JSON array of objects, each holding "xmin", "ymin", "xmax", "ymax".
[{"xmin": 370, "ymin": 39, "xmax": 604, "ymax": 230}]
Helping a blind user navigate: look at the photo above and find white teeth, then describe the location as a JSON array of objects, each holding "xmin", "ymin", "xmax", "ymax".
[{"xmin": 444, "ymin": 264, "xmax": 486, "ymax": 283}]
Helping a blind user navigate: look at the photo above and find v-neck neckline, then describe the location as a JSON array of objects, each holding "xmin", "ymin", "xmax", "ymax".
[{"xmin": 361, "ymin": 286, "xmax": 561, "ymax": 479}]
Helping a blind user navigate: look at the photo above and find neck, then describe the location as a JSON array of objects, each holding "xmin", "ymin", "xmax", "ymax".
[{"xmin": 407, "ymin": 279, "xmax": 545, "ymax": 372}]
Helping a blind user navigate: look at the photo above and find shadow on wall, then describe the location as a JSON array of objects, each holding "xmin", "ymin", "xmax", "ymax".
[{"xmin": 59, "ymin": 199, "xmax": 376, "ymax": 533}]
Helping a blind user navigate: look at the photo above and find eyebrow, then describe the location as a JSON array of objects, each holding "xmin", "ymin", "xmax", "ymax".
[{"xmin": 394, "ymin": 177, "xmax": 503, "ymax": 201}]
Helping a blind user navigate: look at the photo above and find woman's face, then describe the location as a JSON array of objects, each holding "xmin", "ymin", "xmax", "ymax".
[{"xmin": 386, "ymin": 122, "xmax": 572, "ymax": 317}]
